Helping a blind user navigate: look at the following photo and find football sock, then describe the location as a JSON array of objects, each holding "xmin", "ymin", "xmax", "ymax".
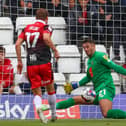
[
  {"xmin": 56, "ymin": 98, "xmax": 75, "ymax": 109},
  {"xmin": 48, "ymin": 94, "xmax": 56, "ymax": 116},
  {"xmin": 107, "ymin": 109, "xmax": 126, "ymax": 119},
  {"xmin": 33, "ymin": 95, "xmax": 42, "ymax": 109}
]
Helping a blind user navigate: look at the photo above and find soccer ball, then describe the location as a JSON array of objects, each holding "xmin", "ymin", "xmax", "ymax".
[{"xmin": 82, "ymin": 88, "xmax": 96, "ymax": 103}]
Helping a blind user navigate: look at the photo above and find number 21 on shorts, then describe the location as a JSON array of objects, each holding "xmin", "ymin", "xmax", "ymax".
[{"xmin": 99, "ymin": 89, "xmax": 106, "ymax": 97}]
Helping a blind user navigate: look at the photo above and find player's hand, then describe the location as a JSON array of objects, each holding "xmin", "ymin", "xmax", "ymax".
[
  {"xmin": 54, "ymin": 50, "xmax": 60, "ymax": 62},
  {"xmin": 64, "ymin": 82, "xmax": 73, "ymax": 94},
  {"xmin": 0, "ymin": 81, "xmax": 5, "ymax": 95},
  {"xmin": 17, "ymin": 61, "xmax": 23, "ymax": 74}
]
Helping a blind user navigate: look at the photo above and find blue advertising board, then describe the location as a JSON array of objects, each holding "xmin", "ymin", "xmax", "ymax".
[
  {"xmin": 0, "ymin": 94, "xmax": 126, "ymax": 119},
  {"xmin": 0, "ymin": 95, "xmax": 34, "ymax": 119}
]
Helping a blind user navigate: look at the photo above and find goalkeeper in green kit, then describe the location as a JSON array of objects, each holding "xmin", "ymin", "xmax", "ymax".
[{"xmin": 42, "ymin": 38, "xmax": 126, "ymax": 119}]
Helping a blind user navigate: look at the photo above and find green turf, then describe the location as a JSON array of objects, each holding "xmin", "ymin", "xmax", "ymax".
[{"xmin": 0, "ymin": 119, "xmax": 126, "ymax": 126}]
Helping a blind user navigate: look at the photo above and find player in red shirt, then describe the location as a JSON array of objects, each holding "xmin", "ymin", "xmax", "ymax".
[
  {"xmin": 15, "ymin": 8, "xmax": 60, "ymax": 123},
  {"xmin": 0, "ymin": 46, "xmax": 15, "ymax": 94}
]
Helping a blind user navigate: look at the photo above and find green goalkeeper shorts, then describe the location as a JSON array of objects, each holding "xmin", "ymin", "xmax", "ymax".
[{"xmin": 93, "ymin": 86, "xmax": 115, "ymax": 105}]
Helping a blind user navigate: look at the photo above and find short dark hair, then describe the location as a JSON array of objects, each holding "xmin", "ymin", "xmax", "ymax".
[
  {"xmin": 36, "ymin": 8, "xmax": 48, "ymax": 20},
  {"xmin": 83, "ymin": 38, "xmax": 95, "ymax": 44},
  {"xmin": 77, "ymin": 37, "xmax": 95, "ymax": 47},
  {"xmin": 0, "ymin": 46, "xmax": 5, "ymax": 53}
]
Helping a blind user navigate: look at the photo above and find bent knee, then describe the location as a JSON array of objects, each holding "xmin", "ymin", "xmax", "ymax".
[{"xmin": 102, "ymin": 112, "xmax": 108, "ymax": 118}]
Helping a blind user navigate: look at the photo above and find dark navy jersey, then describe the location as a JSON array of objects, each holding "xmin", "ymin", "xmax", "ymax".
[{"xmin": 18, "ymin": 20, "xmax": 53, "ymax": 66}]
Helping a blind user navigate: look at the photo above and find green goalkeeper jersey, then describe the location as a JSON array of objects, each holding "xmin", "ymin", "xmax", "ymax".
[{"xmin": 79, "ymin": 51, "xmax": 126, "ymax": 92}]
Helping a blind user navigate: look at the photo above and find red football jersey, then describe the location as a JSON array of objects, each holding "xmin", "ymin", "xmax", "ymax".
[
  {"xmin": 123, "ymin": 64, "xmax": 126, "ymax": 69},
  {"xmin": 0, "ymin": 59, "xmax": 14, "ymax": 88},
  {"xmin": 18, "ymin": 20, "xmax": 53, "ymax": 66}
]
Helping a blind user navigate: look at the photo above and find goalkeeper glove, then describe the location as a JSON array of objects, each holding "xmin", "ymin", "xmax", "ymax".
[{"xmin": 64, "ymin": 81, "xmax": 79, "ymax": 94}]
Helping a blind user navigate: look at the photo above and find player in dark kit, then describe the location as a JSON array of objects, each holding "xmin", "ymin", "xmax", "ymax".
[{"xmin": 15, "ymin": 8, "xmax": 60, "ymax": 123}]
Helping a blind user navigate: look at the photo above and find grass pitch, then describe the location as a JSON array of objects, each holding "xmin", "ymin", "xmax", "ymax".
[{"xmin": 0, "ymin": 119, "xmax": 126, "ymax": 126}]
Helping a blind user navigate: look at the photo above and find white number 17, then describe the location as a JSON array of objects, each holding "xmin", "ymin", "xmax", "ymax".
[{"xmin": 25, "ymin": 32, "xmax": 40, "ymax": 48}]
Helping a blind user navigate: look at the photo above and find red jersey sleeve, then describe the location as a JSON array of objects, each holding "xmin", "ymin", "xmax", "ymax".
[
  {"xmin": 18, "ymin": 29, "xmax": 25, "ymax": 40},
  {"xmin": 43, "ymin": 25, "xmax": 53, "ymax": 35}
]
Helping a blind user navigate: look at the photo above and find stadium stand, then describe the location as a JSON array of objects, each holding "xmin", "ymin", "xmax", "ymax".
[
  {"xmin": 0, "ymin": 0, "xmax": 125, "ymax": 121},
  {"xmin": 56, "ymin": 45, "xmax": 81, "ymax": 73},
  {"xmin": 16, "ymin": 16, "xmax": 67, "ymax": 45},
  {"xmin": 0, "ymin": 17, "xmax": 14, "ymax": 44},
  {"xmin": 109, "ymin": 46, "xmax": 114, "ymax": 60},
  {"xmin": 54, "ymin": 73, "xmax": 66, "ymax": 94},
  {"xmin": 111, "ymin": 72, "xmax": 121, "ymax": 94},
  {"xmin": 3, "ymin": 44, "xmax": 26, "ymax": 73},
  {"xmin": 3, "ymin": 44, "xmax": 26, "ymax": 57},
  {"xmin": 110, "ymin": 45, "xmax": 125, "ymax": 62},
  {"xmin": 16, "ymin": 17, "xmax": 35, "ymax": 36},
  {"xmin": 120, "ymin": 45, "xmax": 125, "ymax": 62},
  {"xmin": 48, "ymin": 17, "xmax": 67, "ymax": 45}
]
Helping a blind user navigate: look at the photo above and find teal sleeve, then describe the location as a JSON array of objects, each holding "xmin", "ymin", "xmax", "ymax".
[
  {"xmin": 101, "ymin": 54, "xmax": 126, "ymax": 75},
  {"xmin": 79, "ymin": 75, "xmax": 91, "ymax": 87}
]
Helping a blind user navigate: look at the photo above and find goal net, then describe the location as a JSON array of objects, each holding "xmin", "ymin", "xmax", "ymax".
[{"xmin": 0, "ymin": 0, "xmax": 125, "ymax": 120}]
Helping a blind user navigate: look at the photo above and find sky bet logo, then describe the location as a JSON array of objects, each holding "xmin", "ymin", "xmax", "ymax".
[
  {"xmin": 0, "ymin": 96, "xmax": 81, "ymax": 120},
  {"xmin": 0, "ymin": 100, "xmax": 30, "ymax": 119},
  {"xmin": 34, "ymin": 99, "xmax": 81, "ymax": 119}
]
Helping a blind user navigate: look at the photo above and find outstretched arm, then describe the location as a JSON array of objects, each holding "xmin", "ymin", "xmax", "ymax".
[
  {"xmin": 64, "ymin": 75, "xmax": 91, "ymax": 94},
  {"xmin": 101, "ymin": 54, "xmax": 126, "ymax": 75}
]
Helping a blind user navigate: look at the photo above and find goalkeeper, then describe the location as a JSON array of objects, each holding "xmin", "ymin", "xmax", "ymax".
[{"xmin": 42, "ymin": 38, "xmax": 126, "ymax": 119}]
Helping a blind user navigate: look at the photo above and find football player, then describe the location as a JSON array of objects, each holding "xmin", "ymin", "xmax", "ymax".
[{"xmin": 42, "ymin": 38, "xmax": 126, "ymax": 119}]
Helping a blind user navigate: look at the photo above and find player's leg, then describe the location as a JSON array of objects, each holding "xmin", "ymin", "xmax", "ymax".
[
  {"xmin": 42, "ymin": 88, "xmax": 95, "ymax": 110},
  {"xmin": 99, "ymin": 99, "xmax": 112, "ymax": 117},
  {"xmin": 32, "ymin": 87, "xmax": 43, "ymax": 109},
  {"xmin": 56, "ymin": 88, "xmax": 95, "ymax": 109},
  {"xmin": 32, "ymin": 87, "xmax": 48, "ymax": 123},
  {"xmin": 46, "ymin": 82, "xmax": 57, "ymax": 121},
  {"xmin": 98, "ymin": 88, "xmax": 126, "ymax": 119},
  {"xmin": 41, "ymin": 62, "xmax": 57, "ymax": 121},
  {"xmin": 27, "ymin": 65, "xmax": 48, "ymax": 123},
  {"xmin": 41, "ymin": 96, "xmax": 84, "ymax": 110},
  {"xmin": 107, "ymin": 109, "xmax": 126, "ymax": 119},
  {"xmin": 56, "ymin": 95, "xmax": 93, "ymax": 109},
  {"xmin": 99, "ymin": 99, "xmax": 126, "ymax": 119}
]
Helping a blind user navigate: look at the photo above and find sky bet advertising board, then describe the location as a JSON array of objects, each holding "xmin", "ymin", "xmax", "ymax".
[{"xmin": 0, "ymin": 94, "xmax": 126, "ymax": 119}]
